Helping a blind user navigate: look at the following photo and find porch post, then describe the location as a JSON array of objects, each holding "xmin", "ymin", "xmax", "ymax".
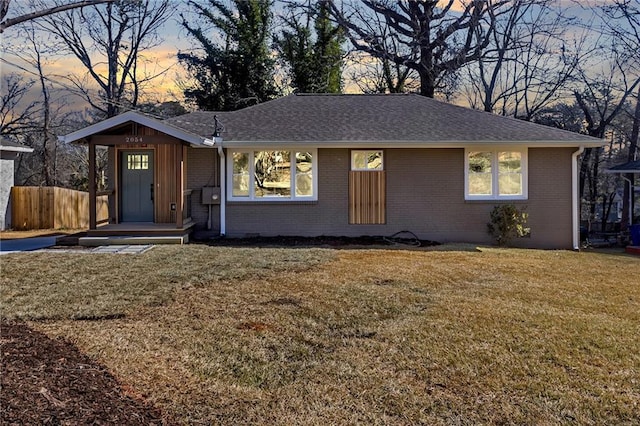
[
  {"xmin": 176, "ymin": 144, "xmax": 183, "ymax": 228},
  {"xmin": 88, "ymin": 138, "xmax": 97, "ymax": 230}
]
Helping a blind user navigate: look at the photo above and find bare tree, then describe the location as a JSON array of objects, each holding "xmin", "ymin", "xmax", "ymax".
[
  {"xmin": 38, "ymin": 0, "xmax": 172, "ymax": 118},
  {"xmin": 347, "ymin": 50, "xmax": 418, "ymax": 94},
  {"xmin": 327, "ymin": 0, "xmax": 509, "ymax": 97},
  {"xmin": 601, "ymin": 0, "xmax": 640, "ymax": 228},
  {"xmin": 0, "ymin": 0, "xmax": 113, "ymax": 32},
  {"xmin": 21, "ymin": 25, "xmax": 57, "ymax": 185},
  {"xmin": 0, "ymin": 74, "xmax": 37, "ymax": 137},
  {"xmin": 464, "ymin": 0, "xmax": 583, "ymax": 119},
  {"xmin": 343, "ymin": 9, "xmax": 417, "ymax": 94},
  {"xmin": 574, "ymin": 68, "xmax": 640, "ymax": 229}
]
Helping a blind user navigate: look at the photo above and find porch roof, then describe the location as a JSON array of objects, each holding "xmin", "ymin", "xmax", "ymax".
[
  {"xmin": 59, "ymin": 111, "xmax": 214, "ymax": 147},
  {"xmin": 605, "ymin": 160, "xmax": 640, "ymax": 174},
  {"xmin": 0, "ymin": 137, "xmax": 34, "ymax": 153}
]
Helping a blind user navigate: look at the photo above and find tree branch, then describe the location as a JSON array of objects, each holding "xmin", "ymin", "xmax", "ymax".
[{"xmin": 0, "ymin": 0, "xmax": 114, "ymax": 33}]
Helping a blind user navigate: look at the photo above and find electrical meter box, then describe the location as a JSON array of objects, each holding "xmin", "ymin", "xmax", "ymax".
[{"xmin": 201, "ymin": 186, "xmax": 221, "ymax": 205}]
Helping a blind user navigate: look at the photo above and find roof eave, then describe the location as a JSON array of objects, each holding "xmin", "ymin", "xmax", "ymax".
[
  {"xmin": 604, "ymin": 169, "xmax": 640, "ymax": 174},
  {"xmin": 0, "ymin": 145, "xmax": 34, "ymax": 153},
  {"xmin": 219, "ymin": 139, "xmax": 605, "ymax": 149}
]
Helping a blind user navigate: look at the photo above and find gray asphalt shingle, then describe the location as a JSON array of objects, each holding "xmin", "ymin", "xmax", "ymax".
[{"xmin": 165, "ymin": 93, "xmax": 600, "ymax": 144}]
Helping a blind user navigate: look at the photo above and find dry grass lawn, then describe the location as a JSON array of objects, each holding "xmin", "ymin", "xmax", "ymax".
[{"xmin": 1, "ymin": 245, "xmax": 638, "ymax": 424}]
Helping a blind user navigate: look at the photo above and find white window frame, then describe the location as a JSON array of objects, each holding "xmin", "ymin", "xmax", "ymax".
[
  {"xmin": 351, "ymin": 150, "xmax": 384, "ymax": 171},
  {"xmin": 464, "ymin": 147, "xmax": 528, "ymax": 200},
  {"xmin": 227, "ymin": 148, "xmax": 318, "ymax": 202}
]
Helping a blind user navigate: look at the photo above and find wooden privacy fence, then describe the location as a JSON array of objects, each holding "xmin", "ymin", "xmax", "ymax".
[{"xmin": 11, "ymin": 186, "xmax": 108, "ymax": 230}]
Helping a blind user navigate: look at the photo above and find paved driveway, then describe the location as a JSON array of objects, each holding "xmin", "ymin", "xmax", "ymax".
[{"xmin": 0, "ymin": 236, "xmax": 58, "ymax": 255}]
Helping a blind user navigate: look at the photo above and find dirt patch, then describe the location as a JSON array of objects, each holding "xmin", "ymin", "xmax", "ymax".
[
  {"xmin": 237, "ymin": 321, "xmax": 273, "ymax": 332},
  {"xmin": 0, "ymin": 320, "xmax": 164, "ymax": 425}
]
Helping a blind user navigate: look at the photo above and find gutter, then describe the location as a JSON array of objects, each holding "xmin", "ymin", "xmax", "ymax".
[
  {"xmin": 572, "ymin": 146, "xmax": 585, "ymax": 251},
  {"xmin": 220, "ymin": 139, "xmax": 604, "ymax": 149}
]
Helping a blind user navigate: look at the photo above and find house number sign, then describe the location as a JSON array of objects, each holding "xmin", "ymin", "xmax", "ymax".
[{"xmin": 125, "ymin": 136, "xmax": 144, "ymax": 143}]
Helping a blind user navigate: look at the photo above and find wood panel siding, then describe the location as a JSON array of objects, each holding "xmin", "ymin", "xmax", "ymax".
[
  {"xmin": 349, "ymin": 171, "xmax": 386, "ymax": 224},
  {"xmin": 155, "ymin": 144, "xmax": 178, "ymax": 223}
]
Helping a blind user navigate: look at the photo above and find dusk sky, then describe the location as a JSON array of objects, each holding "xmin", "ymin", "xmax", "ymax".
[{"xmin": 0, "ymin": 0, "xmax": 626, "ymax": 112}]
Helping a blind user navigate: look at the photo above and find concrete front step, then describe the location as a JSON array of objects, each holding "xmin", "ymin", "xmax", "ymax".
[{"xmin": 79, "ymin": 234, "xmax": 188, "ymax": 246}]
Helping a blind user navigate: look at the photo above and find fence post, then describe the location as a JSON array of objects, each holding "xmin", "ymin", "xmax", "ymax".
[{"xmin": 89, "ymin": 140, "xmax": 97, "ymax": 230}]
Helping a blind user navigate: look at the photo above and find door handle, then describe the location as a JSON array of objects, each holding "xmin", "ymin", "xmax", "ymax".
[{"xmin": 150, "ymin": 183, "xmax": 154, "ymax": 202}]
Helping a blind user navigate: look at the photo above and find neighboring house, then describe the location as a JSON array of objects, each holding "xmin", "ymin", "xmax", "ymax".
[
  {"xmin": 0, "ymin": 138, "xmax": 33, "ymax": 230},
  {"xmin": 605, "ymin": 160, "xmax": 640, "ymax": 225},
  {"xmin": 60, "ymin": 94, "xmax": 603, "ymax": 249}
]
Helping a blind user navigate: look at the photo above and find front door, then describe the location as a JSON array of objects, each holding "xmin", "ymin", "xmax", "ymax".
[{"xmin": 120, "ymin": 150, "xmax": 154, "ymax": 222}]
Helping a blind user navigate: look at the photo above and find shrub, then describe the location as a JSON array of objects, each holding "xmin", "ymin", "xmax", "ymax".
[{"xmin": 487, "ymin": 204, "xmax": 530, "ymax": 246}]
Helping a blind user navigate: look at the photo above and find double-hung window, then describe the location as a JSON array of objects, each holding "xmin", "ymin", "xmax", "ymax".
[
  {"xmin": 228, "ymin": 149, "xmax": 317, "ymax": 201},
  {"xmin": 465, "ymin": 148, "xmax": 527, "ymax": 200}
]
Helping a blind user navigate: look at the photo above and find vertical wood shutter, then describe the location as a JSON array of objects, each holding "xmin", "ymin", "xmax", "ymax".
[{"xmin": 349, "ymin": 170, "xmax": 386, "ymax": 224}]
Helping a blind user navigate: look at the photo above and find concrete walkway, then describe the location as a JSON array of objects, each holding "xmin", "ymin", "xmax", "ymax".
[
  {"xmin": 0, "ymin": 236, "xmax": 58, "ymax": 255},
  {"xmin": 33, "ymin": 244, "xmax": 155, "ymax": 254},
  {"xmin": 89, "ymin": 244, "xmax": 154, "ymax": 254}
]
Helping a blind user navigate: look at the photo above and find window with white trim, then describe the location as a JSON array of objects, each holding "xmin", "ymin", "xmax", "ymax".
[
  {"xmin": 465, "ymin": 149, "xmax": 527, "ymax": 200},
  {"xmin": 228, "ymin": 149, "xmax": 317, "ymax": 201},
  {"xmin": 351, "ymin": 150, "xmax": 383, "ymax": 170}
]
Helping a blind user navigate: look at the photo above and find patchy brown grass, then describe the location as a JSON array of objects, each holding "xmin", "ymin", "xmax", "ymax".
[{"xmin": 2, "ymin": 246, "xmax": 639, "ymax": 424}]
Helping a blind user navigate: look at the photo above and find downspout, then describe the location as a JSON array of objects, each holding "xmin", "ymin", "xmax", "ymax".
[
  {"xmin": 217, "ymin": 143, "xmax": 226, "ymax": 236},
  {"xmin": 622, "ymin": 176, "xmax": 634, "ymax": 228},
  {"xmin": 572, "ymin": 146, "xmax": 585, "ymax": 251}
]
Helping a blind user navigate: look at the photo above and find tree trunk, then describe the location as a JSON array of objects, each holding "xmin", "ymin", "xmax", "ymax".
[
  {"xmin": 419, "ymin": 69, "xmax": 435, "ymax": 98},
  {"xmin": 579, "ymin": 147, "xmax": 593, "ymax": 200},
  {"xmin": 602, "ymin": 192, "xmax": 615, "ymax": 233}
]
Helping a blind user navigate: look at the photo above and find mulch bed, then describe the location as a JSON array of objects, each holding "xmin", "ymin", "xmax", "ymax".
[
  {"xmin": 197, "ymin": 233, "xmax": 440, "ymax": 248},
  {"xmin": 0, "ymin": 320, "xmax": 165, "ymax": 425}
]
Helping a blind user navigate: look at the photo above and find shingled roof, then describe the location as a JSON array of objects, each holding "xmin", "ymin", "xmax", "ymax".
[{"xmin": 165, "ymin": 94, "xmax": 602, "ymax": 147}]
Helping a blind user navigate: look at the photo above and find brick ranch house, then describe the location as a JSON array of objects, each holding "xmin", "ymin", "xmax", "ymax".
[{"xmin": 60, "ymin": 94, "xmax": 603, "ymax": 249}]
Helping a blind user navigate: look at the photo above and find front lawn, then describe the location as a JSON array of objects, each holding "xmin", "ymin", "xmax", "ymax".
[{"xmin": 1, "ymin": 246, "xmax": 638, "ymax": 424}]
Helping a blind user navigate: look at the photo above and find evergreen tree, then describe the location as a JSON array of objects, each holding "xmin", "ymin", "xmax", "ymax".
[
  {"xmin": 275, "ymin": 0, "xmax": 343, "ymax": 93},
  {"xmin": 179, "ymin": 0, "xmax": 277, "ymax": 111}
]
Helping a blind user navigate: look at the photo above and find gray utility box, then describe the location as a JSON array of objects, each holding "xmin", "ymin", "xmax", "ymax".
[{"xmin": 201, "ymin": 186, "xmax": 221, "ymax": 205}]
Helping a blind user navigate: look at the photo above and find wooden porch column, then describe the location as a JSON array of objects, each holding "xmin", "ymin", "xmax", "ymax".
[
  {"xmin": 176, "ymin": 143, "xmax": 183, "ymax": 228},
  {"xmin": 88, "ymin": 138, "xmax": 97, "ymax": 230}
]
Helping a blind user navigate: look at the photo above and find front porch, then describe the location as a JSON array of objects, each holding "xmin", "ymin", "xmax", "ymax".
[
  {"xmin": 58, "ymin": 112, "xmax": 216, "ymax": 242},
  {"xmin": 80, "ymin": 222, "xmax": 194, "ymax": 246},
  {"xmin": 87, "ymin": 221, "xmax": 195, "ymax": 236}
]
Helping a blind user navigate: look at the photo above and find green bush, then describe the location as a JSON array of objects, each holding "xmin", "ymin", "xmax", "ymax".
[{"xmin": 487, "ymin": 204, "xmax": 530, "ymax": 246}]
